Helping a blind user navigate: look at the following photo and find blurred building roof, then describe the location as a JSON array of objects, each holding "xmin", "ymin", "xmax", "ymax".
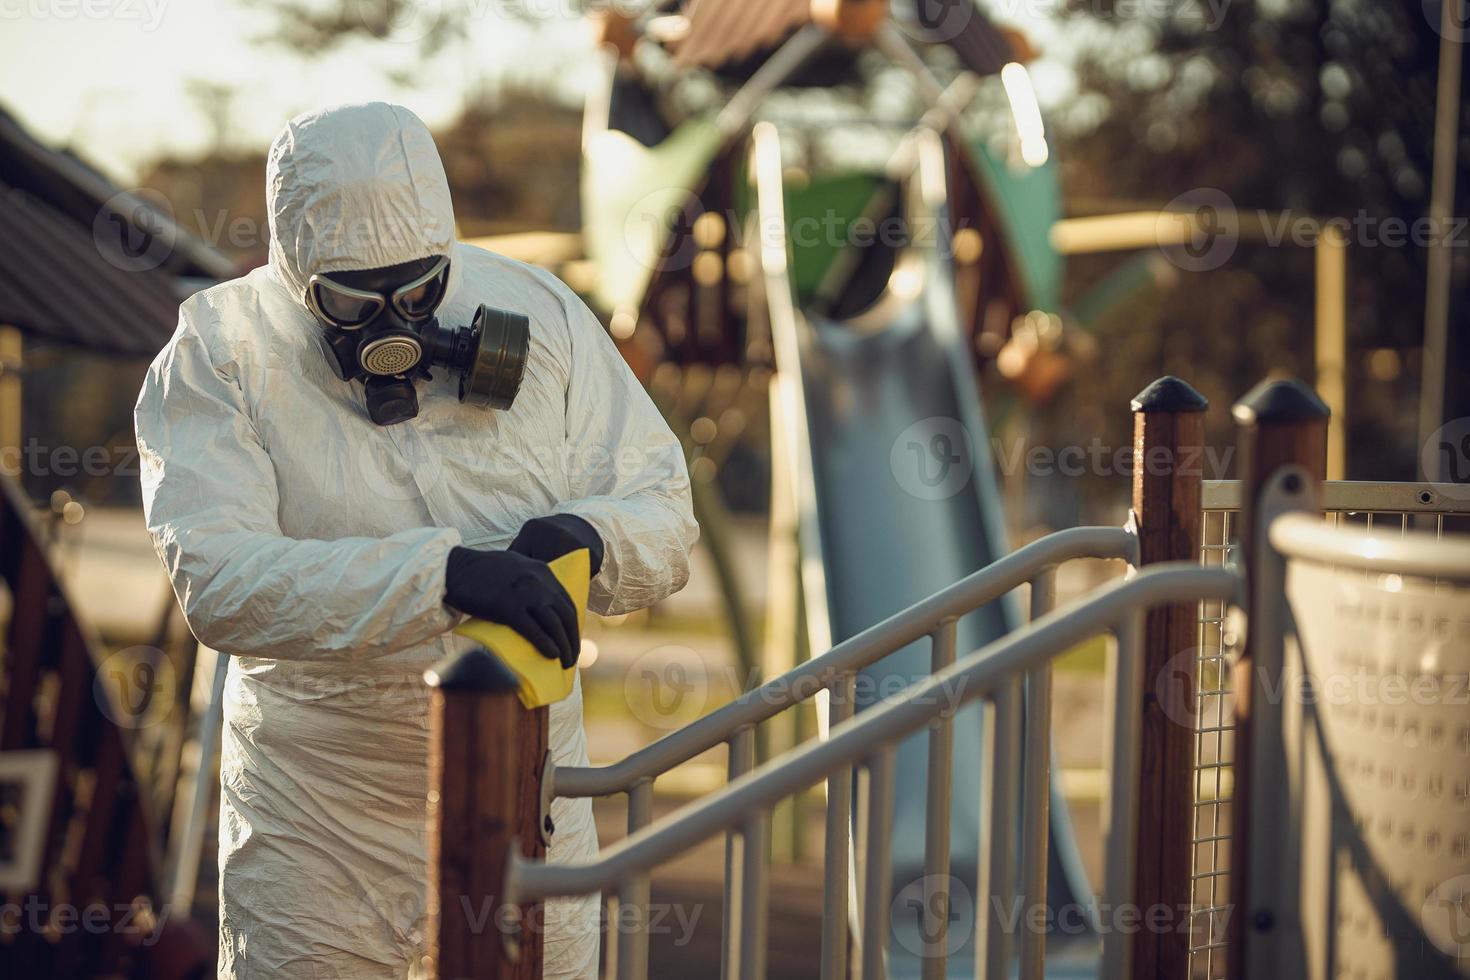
[
  {"xmin": 0, "ymin": 185, "xmax": 187, "ymax": 357},
  {"xmin": 674, "ymin": 0, "xmax": 810, "ymax": 71},
  {"xmin": 673, "ymin": 0, "xmax": 1017, "ymax": 77},
  {"xmin": 0, "ymin": 105, "xmax": 236, "ymax": 358}
]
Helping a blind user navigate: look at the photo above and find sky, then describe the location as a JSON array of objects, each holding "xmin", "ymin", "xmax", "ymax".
[
  {"xmin": 0, "ymin": 0, "xmax": 598, "ymax": 182},
  {"xmin": 0, "ymin": 0, "xmax": 1069, "ymax": 185}
]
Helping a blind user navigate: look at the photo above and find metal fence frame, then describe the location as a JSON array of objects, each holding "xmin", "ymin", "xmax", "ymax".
[
  {"xmin": 511, "ymin": 560, "xmax": 1239, "ymax": 980},
  {"xmin": 551, "ymin": 524, "xmax": 1138, "ymax": 980},
  {"xmin": 1188, "ymin": 479, "xmax": 1470, "ymax": 980}
]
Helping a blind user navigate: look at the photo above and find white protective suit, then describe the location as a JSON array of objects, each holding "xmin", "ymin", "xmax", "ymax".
[{"xmin": 135, "ymin": 102, "xmax": 698, "ymax": 979}]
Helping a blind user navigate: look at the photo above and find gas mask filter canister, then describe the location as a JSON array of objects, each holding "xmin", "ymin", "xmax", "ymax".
[{"xmin": 307, "ymin": 256, "xmax": 529, "ymax": 425}]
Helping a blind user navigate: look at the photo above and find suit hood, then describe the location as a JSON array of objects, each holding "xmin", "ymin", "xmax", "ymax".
[{"xmin": 265, "ymin": 101, "xmax": 458, "ymax": 303}]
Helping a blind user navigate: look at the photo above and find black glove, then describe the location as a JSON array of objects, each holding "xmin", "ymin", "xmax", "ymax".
[
  {"xmin": 508, "ymin": 514, "xmax": 605, "ymax": 577},
  {"xmin": 443, "ymin": 547, "xmax": 580, "ymax": 667}
]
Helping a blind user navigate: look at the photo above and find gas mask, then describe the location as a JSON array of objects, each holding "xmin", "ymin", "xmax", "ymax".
[{"xmin": 305, "ymin": 255, "xmax": 529, "ymax": 425}]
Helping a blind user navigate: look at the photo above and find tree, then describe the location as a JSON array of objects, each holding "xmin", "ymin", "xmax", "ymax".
[{"xmin": 1046, "ymin": 0, "xmax": 1468, "ymax": 485}]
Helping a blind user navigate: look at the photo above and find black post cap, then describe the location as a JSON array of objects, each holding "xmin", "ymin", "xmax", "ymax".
[
  {"xmin": 1131, "ymin": 376, "xmax": 1209, "ymax": 414},
  {"xmin": 1231, "ymin": 377, "xmax": 1330, "ymax": 426},
  {"xmin": 424, "ymin": 646, "xmax": 519, "ymax": 693}
]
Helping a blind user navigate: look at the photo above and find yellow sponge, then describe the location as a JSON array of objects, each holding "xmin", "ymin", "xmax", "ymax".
[{"xmin": 453, "ymin": 549, "xmax": 589, "ymax": 709}]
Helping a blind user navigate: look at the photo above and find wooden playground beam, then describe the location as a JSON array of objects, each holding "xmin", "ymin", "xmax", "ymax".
[
  {"xmin": 1129, "ymin": 375, "xmax": 1209, "ymax": 980},
  {"xmin": 1052, "ymin": 210, "xmax": 1348, "ymax": 481},
  {"xmin": 426, "ymin": 648, "xmax": 548, "ymax": 980}
]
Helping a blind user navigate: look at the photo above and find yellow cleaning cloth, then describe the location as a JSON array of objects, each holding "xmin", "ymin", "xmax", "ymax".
[{"xmin": 453, "ymin": 548, "xmax": 589, "ymax": 709}]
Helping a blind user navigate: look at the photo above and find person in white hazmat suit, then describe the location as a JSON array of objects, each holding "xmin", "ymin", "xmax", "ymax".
[{"xmin": 134, "ymin": 101, "xmax": 698, "ymax": 979}]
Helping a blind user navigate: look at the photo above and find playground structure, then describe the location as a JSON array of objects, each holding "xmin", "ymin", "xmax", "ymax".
[
  {"xmin": 2, "ymin": 4, "xmax": 1468, "ymax": 980},
  {"xmin": 420, "ymin": 373, "xmax": 1470, "ymax": 980},
  {"xmin": 0, "ymin": 475, "xmax": 212, "ymax": 979},
  {"xmin": 5, "ymin": 368, "xmax": 1468, "ymax": 979},
  {"xmin": 418, "ymin": 11, "xmax": 1470, "ymax": 979},
  {"xmin": 580, "ymin": 8, "xmax": 1085, "ymax": 976}
]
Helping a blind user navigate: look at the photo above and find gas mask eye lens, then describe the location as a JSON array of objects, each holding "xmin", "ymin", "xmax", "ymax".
[
  {"xmin": 311, "ymin": 282, "xmax": 382, "ymax": 328},
  {"xmin": 391, "ymin": 258, "xmax": 450, "ymax": 320},
  {"xmin": 395, "ymin": 279, "xmax": 442, "ymax": 319}
]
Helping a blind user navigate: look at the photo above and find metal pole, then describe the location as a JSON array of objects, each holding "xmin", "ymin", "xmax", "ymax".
[
  {"xmin": 821, "ymin": 674, "xmax": 855, "ymax": 980},
  {"xmin": 1241, "ymin": 469, "xmax": 1317, "ymax": 979},
  {"xmin": 739, "ymin": 807, "xmax": 770, "ymax": 980},
  {"xmin": 165, "ymin": 645, "xmax": 228, "ymax": 917},
  {"xmin": 1417, "ymin": 0, "xmax": 1464, "ymax": 478},
  {"xmin": 1226, "ymin": 379, "xmax": 1329, "ymax": 980},
  {"xmin": 723, "ymin": 726, "xmax": 756, "ymax": 979},
  {"xmin": 860, "ymin": 749, "xmax": 897, "ymax": 980},
  {"xmin": 920, "ymin": 620, "xmax": 957, "ymax": 979},
  {"xmin": 984, "ymin": 678, "xmax": 1022, "ymax": 980},
  {"xmin": 618, "ymin": 779, "xmax": 653, "ymax": 980},
  {"xmin": 0, "ymin": 326, "xmax": 21, "ymax": 463},
  {"xmin": 1100, "ymin": 611, "xmax": 1146, "ymax": 980},
  {"xmin": 1018, "ymin": 571, "xmax": 1055, "ymax": 980},
  {"xmin": 765, "ymin": 382, "xmax": 803, "ymax": 864},
  {"xmin": 1314, "ymin": 229, "xmax": 1348, "ymax": 480}
]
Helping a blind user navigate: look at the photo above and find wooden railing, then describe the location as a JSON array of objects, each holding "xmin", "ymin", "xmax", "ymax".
[
  {"xmin": 423, "ymin": 649, "xmax": 547, "ymax": 980},
  {"xmin": 0, "ymin": 472, "xmax": 212, "ymax": 980}
]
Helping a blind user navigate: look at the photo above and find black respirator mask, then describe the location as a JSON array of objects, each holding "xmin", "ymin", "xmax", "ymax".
[{"xmin": 306, "ymin": 255, "xmax": 529, "ymax": 426}]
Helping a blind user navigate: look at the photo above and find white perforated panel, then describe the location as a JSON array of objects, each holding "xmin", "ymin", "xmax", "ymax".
[{"xmin": 1288, "ymin": 556, "xmax": 1470, "ymax": 978}]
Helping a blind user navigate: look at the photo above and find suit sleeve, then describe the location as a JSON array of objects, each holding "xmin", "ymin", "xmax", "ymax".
[
  {"xmin": 134, "ymin": 308, "xmax": 463, "ymax": 660},
  {"xmin": 551, "ymin": 294, "xmax": 698, "ymax": 616}
]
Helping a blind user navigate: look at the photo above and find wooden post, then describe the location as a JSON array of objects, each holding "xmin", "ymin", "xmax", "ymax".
[
  {"xmin": 1129, "ymin": 375, "xmax": 1208, "ymax": 980},
  {"xmin": 425, "ymin": 648, "xmax": 548, "ymax": 980},
  {"xmin": 1226, "ymin": 378, "xmax": 1328, "ymax": 980}
]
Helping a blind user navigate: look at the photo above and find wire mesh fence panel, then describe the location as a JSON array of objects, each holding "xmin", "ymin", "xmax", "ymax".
[
  {"xmin": 1190, "ymin": 506, "xmax": 1235, "ymax": 980},
  {"xmin": 1186, "ymin": 481, "xmax": 1470, "ymax": 980}
]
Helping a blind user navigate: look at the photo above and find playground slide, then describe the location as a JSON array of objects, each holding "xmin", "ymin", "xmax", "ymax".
[{"xmin": 792, "ymin": 265, "xmax": 1099, "ymax": 976}]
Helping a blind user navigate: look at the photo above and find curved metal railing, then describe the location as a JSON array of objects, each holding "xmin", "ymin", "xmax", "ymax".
[
  {"xmin": 547, "ymin": 524, "xmax": 1136, "ymax": 979},
  {"xmin": 1269, "ymin": 510, "xmax": 1470, "ymax": 578},
  {"xmin": 552, "ymin": 525, "xmax": 1137, "ymax": 798},
  {"xmin": 552, "ymin": 528, "xmax": 1134, "ymax": 980},
  {"xmin": 515, "ymin": 556, "xmax": 1240, "ymax": 980}
]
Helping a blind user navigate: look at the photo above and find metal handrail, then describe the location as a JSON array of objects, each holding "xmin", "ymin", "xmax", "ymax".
[
  {"xmin": 1202, "ymin": 479, "xmax": 1470, "ymax": 514},
  {"xmin": 552, "ymin": 524, "xmax": 1137, "ymax": 798},
  {"xmin": 510, "ymin": 562, "xmax": 1240, "ymax": 979},
  {"xmin": 1269, "ymin": 511, "xmax": 1470, "ymax": 578}
]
